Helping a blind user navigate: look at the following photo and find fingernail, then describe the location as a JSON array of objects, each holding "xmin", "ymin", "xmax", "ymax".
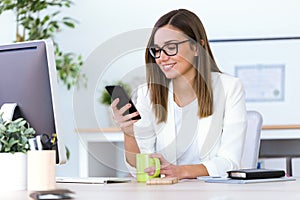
[
  {"xmin": 144, "ymin": 168, "xmax": 150, "ymax": 172},
  {"xmin": 148, "ymin": 172, "xmax": 154, "ymax": 176}
]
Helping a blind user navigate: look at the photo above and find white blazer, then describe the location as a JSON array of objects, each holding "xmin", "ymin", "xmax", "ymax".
[{"xmin": 132, "ymin": 72, "xmax": 247, "ymax": 176}]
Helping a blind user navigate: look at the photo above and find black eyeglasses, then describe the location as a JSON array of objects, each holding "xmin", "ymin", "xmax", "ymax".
[{"xmin": 149, "ymin": 40, "xmax": 190, "ymax": 59}]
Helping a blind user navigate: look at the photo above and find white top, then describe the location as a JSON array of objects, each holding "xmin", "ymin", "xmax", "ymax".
[
  {"xmin": 174, "ymin": 99, "xmax": 201, "ymax": 165},
  {"xmin": 130, "ymin": 72, "xmax": 247, "ymax": 176}
]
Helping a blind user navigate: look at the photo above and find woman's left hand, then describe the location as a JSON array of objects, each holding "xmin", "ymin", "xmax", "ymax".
[{"xmin": 144, "ymin": 153, "xmax": 185, "ymax": 179}]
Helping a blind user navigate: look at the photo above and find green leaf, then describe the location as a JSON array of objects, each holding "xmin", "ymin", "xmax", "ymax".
[
  {"xmin": 8, "ymin": 138, "xmax": 18, "ymax": 146},
  {"xmin": 0, "ymin": 138, "xmax": 8, "ymax": 146},
  {"xmin": 0, "ymin": 124, "xmax": 6, "ymax": 132},
  {"xmin": 24, "ymin": 127, "xmax": 35, "ymax": 135},
  {"xmin": 52, "ymin": 11, "xmax": 61, "ymax": 17},
  {"xmin": 13, "ymin": 118, "xmax": 23, "ymax": 123},
  {"xmin": 63, "ymin": 21, "xmax": 75, "ymax": 28},
  {"xmin": 7, "ymin": 127, "xmax": 18, "ymax": 133},
  {"xmin": 18, "ymin": 120, "xmax": 27, "ymax": 127},
  {"xmin": 41, "ymin": 15, "xmax": 50, "ymax": 25}
]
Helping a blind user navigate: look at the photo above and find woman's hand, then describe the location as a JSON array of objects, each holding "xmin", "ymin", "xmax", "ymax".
[
  {"xmin": 144, "ymin": 153, "xmax": 185, "ymax": 179},
  {"xmin": 111, "ymin": 98, "xmax": 141, "ymax": 167},
  {"xmin": 111, "ymin": 98, "xmax": 140, "ymax": 135},
  {"xmin": 144, "ymin": 153, "xmax": 209, "ymax": 179}
]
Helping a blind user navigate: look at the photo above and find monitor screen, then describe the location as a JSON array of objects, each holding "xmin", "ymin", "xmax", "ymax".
[{"xmin": 0, "ymin": 39, "xmax": 67, "ymax": 164}]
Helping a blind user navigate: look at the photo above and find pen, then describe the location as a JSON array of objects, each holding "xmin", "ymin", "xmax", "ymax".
[
  {"xmin": 36, "ymin": 135, "xmax": 43, "ymax": 150},
  {"xmin": 28, "ymin": 138, "xmax": 38, "ymax": 151},
  {"xmin": 50, "ymin": 133, "xmax": 57, "ymax": 145}
]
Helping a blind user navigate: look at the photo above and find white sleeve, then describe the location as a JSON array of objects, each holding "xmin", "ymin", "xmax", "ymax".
[{"xmin": 124, "ymin": 85, "xmax": 157, "ymax": 175}]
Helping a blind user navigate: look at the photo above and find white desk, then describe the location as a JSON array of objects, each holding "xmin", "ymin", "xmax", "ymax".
[
  {"xmin": 77, "ymin": 127, "xmax": 300, "ymax": 177},
  {"xmin": 1, "ymin": 179, "xmax": 299, "ymax": 200}
]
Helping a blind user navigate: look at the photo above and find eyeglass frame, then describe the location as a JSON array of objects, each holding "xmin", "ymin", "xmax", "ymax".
[{"xmin": 149, "ymin": 39, "xmax": 190, "ymax": 59}]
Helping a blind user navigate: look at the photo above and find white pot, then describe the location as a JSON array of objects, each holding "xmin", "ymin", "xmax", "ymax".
[{"xmin": 0, "ymin": 152, "xmax": 27, "ymax": 191}]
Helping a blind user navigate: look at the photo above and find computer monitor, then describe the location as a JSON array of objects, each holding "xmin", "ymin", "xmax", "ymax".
[{"xmin": 0, "ymin": 39, "xmax": 67, "ymax": 164}]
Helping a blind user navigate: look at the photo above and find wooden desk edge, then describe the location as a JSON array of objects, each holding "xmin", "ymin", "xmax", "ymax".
[
  {"xmin": 262, "ymin": 125, "xmax": 300, "ymax": 130},
  {"xmin": 76, "ymin": 124, "xmax": 300, "ymax": 133}
]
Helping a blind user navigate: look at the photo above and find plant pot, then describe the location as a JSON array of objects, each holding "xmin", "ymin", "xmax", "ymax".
[{"xmin": 0, "ymin": 152, "xmax": 27, "ymax": 191}]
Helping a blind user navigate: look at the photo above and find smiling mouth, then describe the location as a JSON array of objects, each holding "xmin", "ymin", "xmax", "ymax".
[{"xmin": 162, "ymin": 63, "xmax": 175, "ymax": 71}]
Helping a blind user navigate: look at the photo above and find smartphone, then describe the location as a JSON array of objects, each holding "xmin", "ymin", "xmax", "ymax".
[{"xmin": 105, "ymin": 85, "xmax": 141, "ymax": 120}]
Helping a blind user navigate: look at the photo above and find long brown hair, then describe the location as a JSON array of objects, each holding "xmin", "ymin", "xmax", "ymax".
[{"xmin": 145, "ymin": 9, "xmax": 221, "ymax": 123}]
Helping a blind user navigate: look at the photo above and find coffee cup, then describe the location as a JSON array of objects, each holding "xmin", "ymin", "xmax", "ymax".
[{"xmin": 136, "ymin": 153, "xmax": 160, "ymax": 182}]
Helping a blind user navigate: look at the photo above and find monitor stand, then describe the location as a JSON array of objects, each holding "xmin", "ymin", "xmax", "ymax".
[{"xmin": 0, "ymin": 103, "xmax": 18, "ymax": 121}]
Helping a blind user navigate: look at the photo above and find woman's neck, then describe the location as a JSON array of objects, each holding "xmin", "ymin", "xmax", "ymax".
[{"xmin": 172, "ymin": 76, "xmax": 196, "ymax": 107}]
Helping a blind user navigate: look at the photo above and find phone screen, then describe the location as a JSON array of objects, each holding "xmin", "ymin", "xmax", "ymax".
[{"xmin": 105, "ymin": 85, "xmax": 141, "ymax": 120}]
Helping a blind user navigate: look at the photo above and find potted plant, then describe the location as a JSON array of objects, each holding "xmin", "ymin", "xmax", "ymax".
[
  {"xmin": 0, "ymin": 0, "xmax": 86, "ymax": 90},
  {"xmin": 0, "ymin": 113, "xmax": 35, "ymax": 190},
  {"xmin": 99, "ymin": 81, "xmax": 131, "ymax": 127}
]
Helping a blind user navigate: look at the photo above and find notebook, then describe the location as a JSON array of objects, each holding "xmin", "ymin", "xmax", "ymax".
[
  {"xmin": 198, "ymin": 176, "xmax": 296, "ymax": 184},
  {"xmin": 56, "ymin": 177, "xmax": 132, "ymax": 184},
  {"xmin": 227, "ymin": 168, "xmax": 285, "ymax": 180}
]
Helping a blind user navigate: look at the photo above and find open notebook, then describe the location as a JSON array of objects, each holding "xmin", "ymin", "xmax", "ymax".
[{"xmin": 56, "ymin": 177, "xmax": 132, "ymax": 184}]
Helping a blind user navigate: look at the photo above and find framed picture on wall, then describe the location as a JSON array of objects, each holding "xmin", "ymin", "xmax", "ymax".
[{"xmin": 235, "ymin": 64, "xmax": 285, "ymax": 102}]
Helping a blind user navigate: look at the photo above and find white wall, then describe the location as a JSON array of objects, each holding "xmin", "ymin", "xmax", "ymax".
[{"xmin": 1, "ymin": 0, "xmax": 300, "ymax": 176}]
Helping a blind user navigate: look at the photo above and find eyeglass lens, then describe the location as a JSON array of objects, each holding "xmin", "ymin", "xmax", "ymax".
[{"xmin": 149, "ymin": 40, "xmax": 189, "ymax": 59}]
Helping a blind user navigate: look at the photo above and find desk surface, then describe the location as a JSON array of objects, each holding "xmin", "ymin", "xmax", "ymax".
[{"xmin": 1, "ymin": 178, "xmax": 299, "ymax": 200}]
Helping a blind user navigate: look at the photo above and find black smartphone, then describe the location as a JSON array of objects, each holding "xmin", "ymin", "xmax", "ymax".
[{"xmin": 105, "ymin": 85, "xmax": 141, "ymax": 120}]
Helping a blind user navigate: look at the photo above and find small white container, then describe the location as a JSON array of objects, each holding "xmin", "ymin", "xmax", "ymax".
[{"xmin": 0, "ymin": 152, "xmax": 27, "ymax": 191}]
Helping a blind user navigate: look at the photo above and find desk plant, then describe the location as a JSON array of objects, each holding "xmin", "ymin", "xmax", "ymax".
[
  {"xmin": 0, "ymin": 0, "xmax": 86, "ymax": 89},
  {"xmin": 0, "ymin": 113, "xmax": 35, "ymax": 190},
  {"xmin": 0, "ymin": 113, "xmax": 35, "ymax": 153}
]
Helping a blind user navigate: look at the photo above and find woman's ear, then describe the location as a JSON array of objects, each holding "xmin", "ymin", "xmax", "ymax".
[
  {"xmin": 192, "ymin": 40, "xmax": 205, "ymax": 56},
  {"xmin": 200, "ymin": 39, "xmax": 205, "ymax": 47},
  {"xmin": 191, "ymin": 40, "xmax": 204, "ymax": 57},
  {"xmin": 193, "ymin": 39, "xmax": 205, "ymax": 56}
]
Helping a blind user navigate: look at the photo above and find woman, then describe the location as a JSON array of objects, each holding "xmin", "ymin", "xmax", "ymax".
[{"xmin": 111, "ymin": 9, "xmax": 247, "ymax": 179}]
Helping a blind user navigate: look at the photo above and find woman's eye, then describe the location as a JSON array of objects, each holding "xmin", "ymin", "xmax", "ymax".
[{"xmin": 166, "ymin": 45, "xmax": 176, "ymax": 51}]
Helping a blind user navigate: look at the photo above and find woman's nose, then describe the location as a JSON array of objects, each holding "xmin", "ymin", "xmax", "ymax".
[{"xmin": 159, "ymin": 50, "xmax": 170, "ymax": 61}]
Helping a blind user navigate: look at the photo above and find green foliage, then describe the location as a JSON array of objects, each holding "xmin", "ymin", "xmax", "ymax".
[
  {"xmin": 0, "ymin": 113, "xmax": 35, "ymax": 154},
  {"xmin": 100, "ymin": 81, "xmax": 132, "ymax": 105},
  {"xmin": 0, "ymin": 0, "xmax": 86, "ymax": 90},
  {"xmin": 55, "ymin": 46, "xmax": 86, "ymax": 90},
  {"xmin": 65, "ymin": 146, "xmax": 70, "ymax": 160}
]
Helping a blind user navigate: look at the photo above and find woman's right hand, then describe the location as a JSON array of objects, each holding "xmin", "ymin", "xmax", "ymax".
[
  {"xmin": 111, "ymin": 98, "xmax": 141, "ymax": 166},
  {"xmin": 111, "ymin": 98, "xmax": 140, "ymax": 135}
]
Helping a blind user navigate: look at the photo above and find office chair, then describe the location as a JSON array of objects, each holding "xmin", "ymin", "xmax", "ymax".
[{"xmin": 241, "ymin": 110, "xmax": 263, "ymax": 169}]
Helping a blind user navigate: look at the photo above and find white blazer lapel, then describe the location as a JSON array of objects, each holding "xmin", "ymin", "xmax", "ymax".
[{"xmin": 197, "ymin": 73, "xmax": 224, "ymax": 158}]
